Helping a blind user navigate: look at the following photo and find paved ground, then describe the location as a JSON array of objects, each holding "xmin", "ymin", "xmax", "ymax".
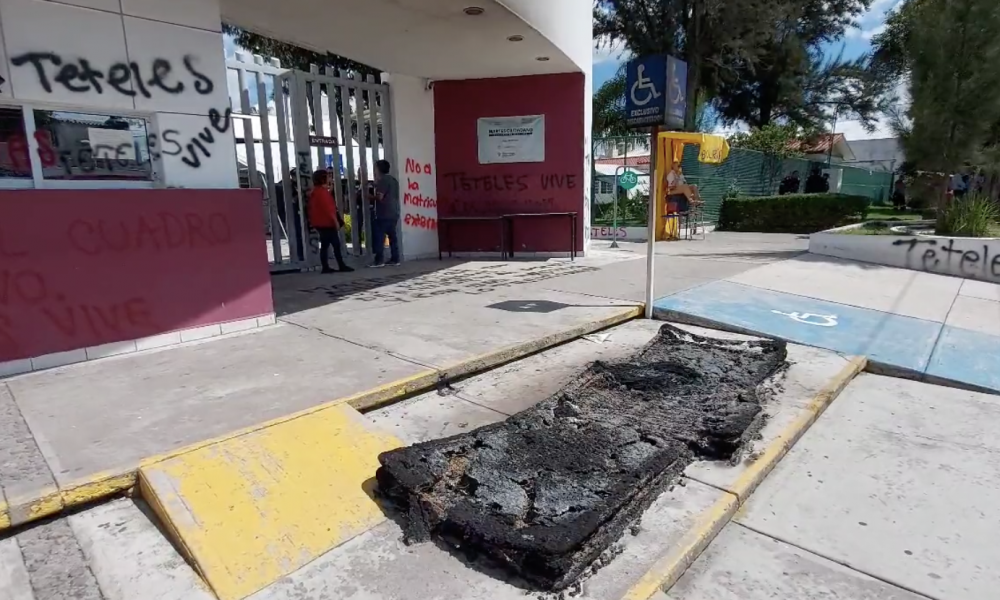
[
  {"xmin": 0, "ymin": 234, "xmax": 807, "ymax": 525},
  {"xmin": 654, "ymin": 253, "xmax": 1000, "ymax": 393},
  {"xmin": 0, "ymin": 319, "xmax": 852, "ymax": 600},
  {"xmin": 666, "ymin": 373, "xmax": 1000, "ymax": 600}
]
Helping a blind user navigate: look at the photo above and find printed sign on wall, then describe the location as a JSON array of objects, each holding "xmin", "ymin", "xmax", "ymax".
[{"xmin": 477, "ymin": 115, "xmax": 545, "ymax": 164}]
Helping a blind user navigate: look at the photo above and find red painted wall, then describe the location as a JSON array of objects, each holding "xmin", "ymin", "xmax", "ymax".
[
  {"xmin": 0, "ymin": 189, "xmax": 273, "ymax": 363},
  {"xmin": 434, "ymin": 73, "xmax": 585, "ymax": 253}
]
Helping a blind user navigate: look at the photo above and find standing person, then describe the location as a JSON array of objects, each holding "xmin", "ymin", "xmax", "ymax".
[
  {"xmin": 804, "ymin": 167, "xmax": 825, "ymax": 193},
  {"xmin": 950, "ymin": 172, "xmax": 968, "ymax": 199},
  {"xmin": 779, "ymin": 170, "xmax": 801, "ymax": 195},
  {"xmin": 369, "ymin": 159, "xmax": 401, "ymax": 267},
  {"xmin": 275, "ymin": 169, "xmax": 305, "ymax": 262},
  {"xmin": 892, "ymin": 175, "xmax": 907, "ymax": 210},
  {"xmin": 308, "ymin": 169, "xmax": 353, "ymax": 274}
]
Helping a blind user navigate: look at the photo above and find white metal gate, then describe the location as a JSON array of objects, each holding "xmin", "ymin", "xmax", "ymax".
[{"xmin": 226, "ymin": 54, "xmax": 395, "ymax": 272}]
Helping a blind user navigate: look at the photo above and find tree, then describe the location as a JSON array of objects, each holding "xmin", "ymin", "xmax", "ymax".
[
  {"xmin": 594, "ymin": 0, "xmax": 778, "ymax": 131},
  {"xmin": 593, "ymin": 64, "xmax": 631, "ymax": 139},
  {"xmin": 729, "ymin": 123, "xmax": 805, "ymax": 188},
  {"xmin": 222, "ymin": 24, "xmax": 383, "ymax": 146},
  {"xmin": 872, "ymin": 0, "xmax": 1000, "ymax": 209},
  {"xmin": 712, "ymin": 0, "xmax": 892, "ymax": 131},
  {"xmin": 875, "ymin": 0, "xmax": 1000, "ymax": 173}
]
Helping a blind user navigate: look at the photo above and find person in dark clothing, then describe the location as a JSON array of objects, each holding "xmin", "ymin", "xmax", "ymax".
[
  {"xmin": 804, "ymin": 167, "xmax": 826, "ymax": 194},
  {"xmin": 779, "ymin": 170, "xmax": 801, "ymax": 195},
  {"xmin": 308, "ymin": 169, "xmax": 353, "ymax": 274},
  {"xmin": 369, "ymin": 160, "xmax": 401, "ymax": 267},
  {"xmin": 892, "ymin": 176, "xmax": 907, "ymax": 210},
  {"xmin": 275, "ymin": 169, "xmax": 306, "ymax": 261}
]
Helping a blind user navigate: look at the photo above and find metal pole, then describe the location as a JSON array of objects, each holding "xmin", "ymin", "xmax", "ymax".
[
  {"xmin": 611, "ymin": 166, "xmax": 624, "ymax": 249},
  {"xmin": 644, "ymin": 126, "xmax": 660, "ymax": 319}
]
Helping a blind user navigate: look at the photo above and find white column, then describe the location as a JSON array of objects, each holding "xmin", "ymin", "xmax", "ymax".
[{"xmin": 381, "ymin": 72, "xmax": 439, "ymax": 261}]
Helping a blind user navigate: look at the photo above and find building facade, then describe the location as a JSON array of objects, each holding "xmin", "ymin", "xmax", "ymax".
[{"xmin": 0, "ymin": 0, "xmax": 592, "ymax": 373}]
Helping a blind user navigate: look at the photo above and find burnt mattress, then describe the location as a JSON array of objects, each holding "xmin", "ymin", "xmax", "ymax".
[{"xmin": 376, "ymin": 324, "xmax": 787, "ymax": 590}]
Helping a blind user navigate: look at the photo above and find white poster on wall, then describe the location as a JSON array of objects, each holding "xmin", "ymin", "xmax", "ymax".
[{"xmin": 477, "ymin": 115, "xmax": 545, "ymax": 164}]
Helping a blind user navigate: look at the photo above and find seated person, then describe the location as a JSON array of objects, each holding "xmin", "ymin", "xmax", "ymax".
[{"xmin": 665, "ymin": 167, "xmax": 702, "ymax": 207}]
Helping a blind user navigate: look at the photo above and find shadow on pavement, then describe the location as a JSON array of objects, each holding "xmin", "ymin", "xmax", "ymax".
[
  {"xmin": 270, "ymin": 259, "xmax": 603, "ymax": 318},
  {"xmin": 664, "ymin": 249, "xmax": 808, "ymax": 263}
]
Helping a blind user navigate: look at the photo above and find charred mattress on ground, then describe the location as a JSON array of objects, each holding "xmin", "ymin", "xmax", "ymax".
[{"xmin": 376, "ymin": 324, "xmax": 788, "ymax": 590}]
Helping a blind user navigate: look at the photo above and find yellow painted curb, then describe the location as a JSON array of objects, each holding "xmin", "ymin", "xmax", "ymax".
[
  {"xmin": 139, "ymin": 402, "xmax": 402, "ymax": 600},
  {"xmin": 0, "ymin": 502, "xmax": 9, "ymax": 530},
  {"xmin": 619, "ymin": 355, "xmax": 867, "ymax": 600}
]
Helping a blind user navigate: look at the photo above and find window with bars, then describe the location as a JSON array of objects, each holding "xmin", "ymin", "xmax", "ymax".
[{"xmin": 0, "ymin": 103, "xmax": 156, "ymax": 189}]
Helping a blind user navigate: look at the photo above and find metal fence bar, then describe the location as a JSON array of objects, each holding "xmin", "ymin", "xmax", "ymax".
[
  {"xmin": 273, "ymin": 71, "xmax": 295, "ymax": 264},
  {"xmin": 348, "ymin": 73, "xmax": 373, "ymax": 251}
]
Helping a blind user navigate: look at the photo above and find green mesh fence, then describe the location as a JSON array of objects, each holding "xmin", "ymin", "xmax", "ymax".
[{"xmin": 592, "ymin": 136, "xmax": 895, "ymax": 225}]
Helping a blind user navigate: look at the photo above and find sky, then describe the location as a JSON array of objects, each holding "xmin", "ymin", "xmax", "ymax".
[{"xmin": 592, "ymin": 0, "xmax": 905, "ymax": 140}]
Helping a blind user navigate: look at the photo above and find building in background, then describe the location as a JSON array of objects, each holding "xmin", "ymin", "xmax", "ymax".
[
  {"xmin": 0, "ymin": 0, "xmax": 592, "ymax": 375},
  {"xmin": 845, "ymin": 137, "xmax": 905, "ymax": 172}
]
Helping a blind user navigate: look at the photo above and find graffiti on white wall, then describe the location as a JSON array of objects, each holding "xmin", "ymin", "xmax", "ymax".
[
  {"xmin": 10, "ymin": 51, "xmax": 230, "ymax": 174},
  {"xmin": 893, "ymin": 237, "xmax": 1000, "ymax": 280}
]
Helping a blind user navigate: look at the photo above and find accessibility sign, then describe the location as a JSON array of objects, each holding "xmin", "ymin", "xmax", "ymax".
[{"xmin": 625, "ymin": 55, "xmax": 687, "ymax": 130}]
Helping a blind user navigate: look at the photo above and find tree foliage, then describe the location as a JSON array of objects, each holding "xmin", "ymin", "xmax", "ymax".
[
  {"xmin": 594, "ymin": 0, "xmax": 777, "ymax": 131},
  {"xmin": 728, "ymin": 123, "xmax": 804, "ymax": 159},
  {"xmin": 595, "ymin": 0, "xmax": 890, "ymax": 133},
  {"xmin": 711, "ymin": 0, "xmax": 890, "ymax": 130},
  {"xmin": 871, "ymin": 0, "xmax": 1000, "ymax": 173},
  {"xmin": 222, "ymin": 23, "xmax": 379, "ymax": 77}
]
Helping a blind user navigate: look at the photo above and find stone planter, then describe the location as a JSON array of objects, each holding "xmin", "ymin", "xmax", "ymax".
[{"xmin": 809, "ymin": 222, "xmax": 1000, "ymax": 283}]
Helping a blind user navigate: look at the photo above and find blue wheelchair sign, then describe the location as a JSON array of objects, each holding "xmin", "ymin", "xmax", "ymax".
[
  {"xmin": 625, "ymin": 55, "xmax": 667, "ymax": 128},
  {"xmin": 625, "ymin": 55, "xmax": 687, "ymax": 130}
]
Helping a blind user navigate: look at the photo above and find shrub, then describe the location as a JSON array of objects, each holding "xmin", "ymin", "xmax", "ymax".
[
  {"xmin": 717, "ymin": 193, "xmax": 870, "ymax": 234},
  {"xmin": 937, "ymin": 194, "xmax": 1000, "ymax": 237}
]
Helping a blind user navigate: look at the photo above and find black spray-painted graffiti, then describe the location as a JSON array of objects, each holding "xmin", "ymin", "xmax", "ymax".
[
  {"xmin": 10, "ymin": 53, "xmax": 213, "ymax": 97},
  {"xmin": 11, "ymin": 51, "xmax": 229, "ymax": 172},
  {"xmin": 893, "ymin": 238, "xmax": 1000, "ymax": 279},
  {"xmin": 175, "ymin": 108, "xmax": 231, "ymax": 168}
]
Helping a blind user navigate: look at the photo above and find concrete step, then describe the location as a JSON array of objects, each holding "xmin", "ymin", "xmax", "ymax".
[{"xmin": 0, "ymin": 498, "xmax": 212, "ymax": 600}]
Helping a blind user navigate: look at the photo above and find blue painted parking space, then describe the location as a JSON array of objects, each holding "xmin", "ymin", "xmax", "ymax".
[
  {"xmin": 653, "ymin": 280, "xmax": 942, "ymax": 373},
  {"xmin": 927, "ymin": 326, "xmax": 1000, "ymax": 393}
]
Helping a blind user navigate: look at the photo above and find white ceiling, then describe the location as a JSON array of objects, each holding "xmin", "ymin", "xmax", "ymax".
[{"xmin": 221, "ymin": 0, "xmax": 579, "ymax": 80}]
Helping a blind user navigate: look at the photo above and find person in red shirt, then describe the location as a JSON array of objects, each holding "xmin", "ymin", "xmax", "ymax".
[{"xmin": 308, "ymin": 169, "xmax": 353, "ymax": 273}]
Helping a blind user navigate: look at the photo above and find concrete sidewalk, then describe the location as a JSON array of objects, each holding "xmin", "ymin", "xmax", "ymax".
[
  {"xmin": 1, "ymin": 233, "xmax": 809, "ymax": 530},
  {"xmin": 666, "ymin": 374, "xmax": 1000, "ymax": 600},
  {"xmin": 0, "ymin": 319, "xmax": 859, "ymax": 600},
  {"xmin": 654, "ymin": 253, "xmax": 1000, "ymax": 393}
]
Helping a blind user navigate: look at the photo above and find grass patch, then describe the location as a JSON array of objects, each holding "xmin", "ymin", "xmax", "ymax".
[{"xmin": 864, "ymin": 209, "xmax": 923, "ymax": 222}]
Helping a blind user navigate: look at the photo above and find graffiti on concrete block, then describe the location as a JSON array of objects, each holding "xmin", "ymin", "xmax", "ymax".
[{"xmin": 892, "ymin": 237, "xmax": 1000, "ymax": 279}]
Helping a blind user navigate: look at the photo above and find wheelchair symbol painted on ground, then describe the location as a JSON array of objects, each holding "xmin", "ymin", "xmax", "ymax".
[
  {"xmin": 771, "ymin": 311, "xmax": 839, "ymax": 327},
  {"xmin": 630, "ymin": 64, "xmax": 662, "ymax": 106}
]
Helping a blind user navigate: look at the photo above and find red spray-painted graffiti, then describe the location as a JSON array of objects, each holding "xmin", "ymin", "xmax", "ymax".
[
  {"xmin": 403, "ymin": 158, "xmax": 437, "ymax": 231},
  {"xmin": 0, "ymin": 189, "xmax": 273, "ymax": 364}
]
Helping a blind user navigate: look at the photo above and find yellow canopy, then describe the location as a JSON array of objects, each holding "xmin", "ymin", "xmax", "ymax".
[
  {"xmin": 657, "ymin": 131, "xmax": 730, "ymax": 165},
  {"xmin": 653, "ymin": 131, "xmax": 731, "ymax": 241}
]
